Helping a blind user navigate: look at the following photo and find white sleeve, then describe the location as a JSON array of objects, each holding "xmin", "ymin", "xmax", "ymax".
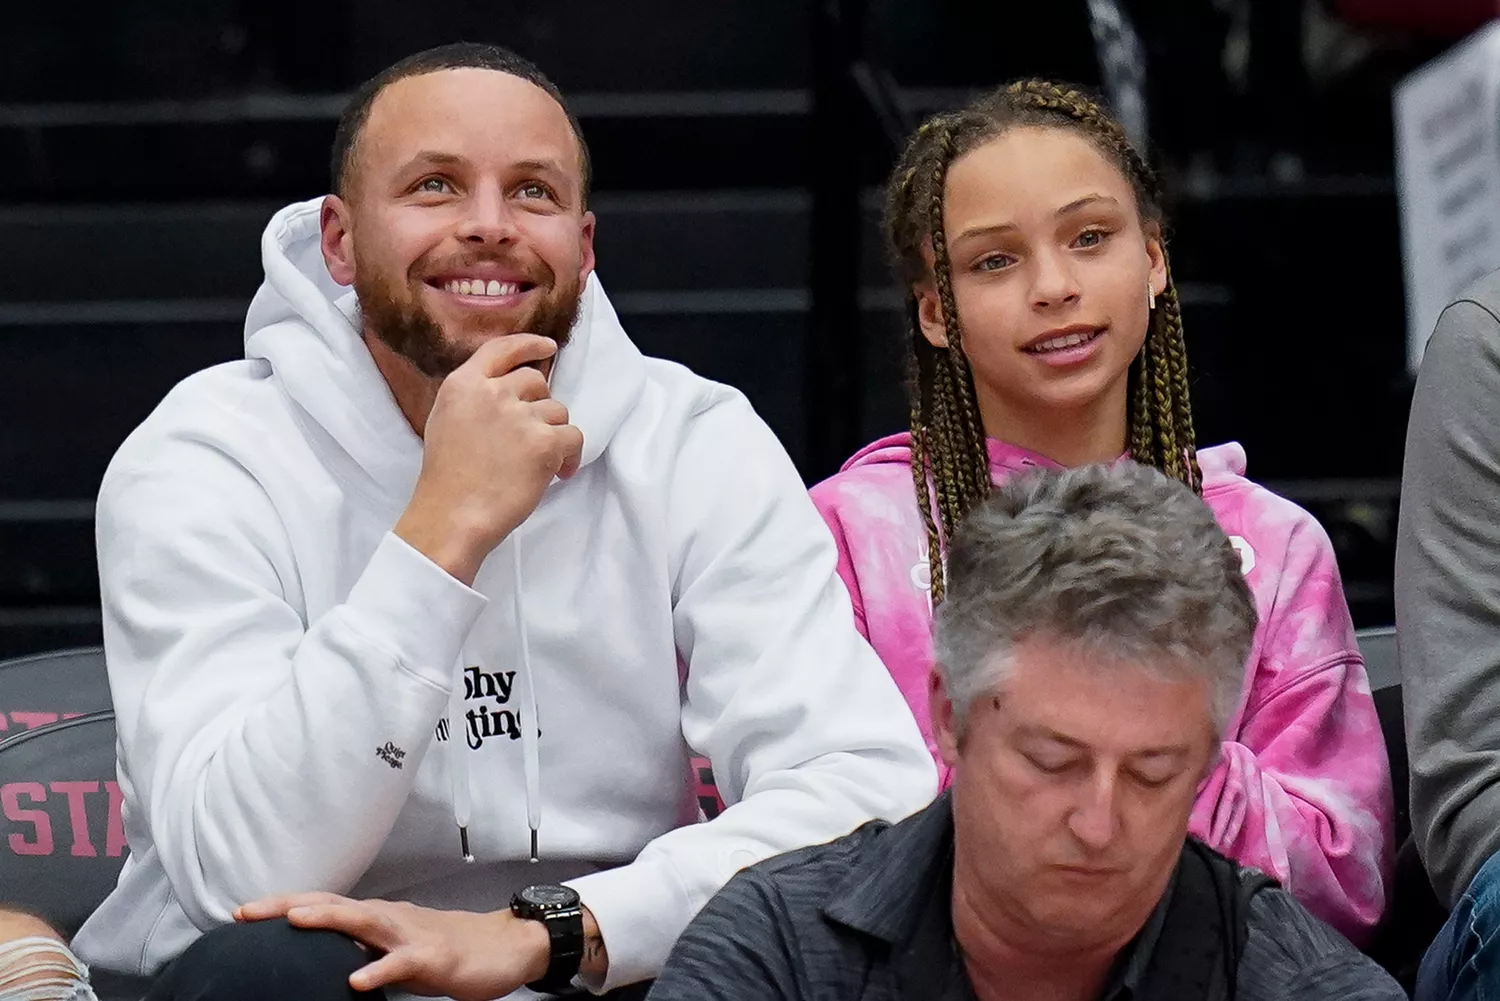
[
  {"xmin": 566, "ymin": 393, "xmax": 937, "ymax": 990},
  {"xmin": 98, "ymin": 446, "xmax": 486, "ymax": 929}
]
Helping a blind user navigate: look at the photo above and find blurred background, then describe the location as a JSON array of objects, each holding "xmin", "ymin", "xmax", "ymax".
[{"xmin": 0, "ymin": 0, "xmax": 1487, "ymax": 657}]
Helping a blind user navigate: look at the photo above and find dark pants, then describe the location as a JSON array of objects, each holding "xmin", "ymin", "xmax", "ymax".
[
  {"xmin": 141, "ymin": 917, "xmax": 657, "ymax": 1000},
  {"xmin": 144, "ymin": 919, "xmax": 381, "ymax": 1001}
]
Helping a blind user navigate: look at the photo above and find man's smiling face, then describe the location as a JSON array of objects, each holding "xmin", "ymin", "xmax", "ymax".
[{"xmin": 324, "ymin": 67, "xmax": 596, "ymax": 377}]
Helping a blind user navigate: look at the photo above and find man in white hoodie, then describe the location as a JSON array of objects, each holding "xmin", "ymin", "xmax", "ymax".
[{"xmin": 55, "ymin": 41, "xmax": 935, "ymax": 1001}]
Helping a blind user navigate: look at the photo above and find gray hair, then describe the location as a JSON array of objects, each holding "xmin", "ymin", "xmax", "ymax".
[{"xmin": 933, "ymin": 462, "xmax": 1258, "ymax": 736}]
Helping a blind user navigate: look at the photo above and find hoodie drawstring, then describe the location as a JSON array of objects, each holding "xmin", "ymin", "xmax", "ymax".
[
  {"xmin": 450, "ymin": 677, "xmax": 474, "ymax": 863},
  {"xmin": 449, "ymin": 535, "xmax": 544, "ymax": 864},
  {"xmin": 512, "ymin": 534, "xmax": 543, "ymax": 863}
]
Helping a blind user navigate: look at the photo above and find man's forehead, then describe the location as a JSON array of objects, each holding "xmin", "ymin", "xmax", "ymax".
[
  {"xmin": 360, "ymin": 67, "xmax": 580, "ymax": 170},
  {"xmin": 988, "ymin": 641, "xmax": 1214, "ymax": 742}
]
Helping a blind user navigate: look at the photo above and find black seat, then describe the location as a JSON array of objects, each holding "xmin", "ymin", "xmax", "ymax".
[
  {"xmin": 0, "ymin": 646, "xmax": 121, "ymax": 932},
  {"xmin": 1358, "ymin": 627, "xmax": 1410, "ymax": 847},
  {"xmin": 0, "ymin": 647, "xmax": 113, "ymax": 738},
  {"xmin": 0, "ymin": 709, "xmax": 151, "ymax": 999},
  {"xmin": 1358, "ymin": 627, "xmax": 1448, "ymax": 995},
  {"xmin": 1359, "ymin": 625, "xmax": 1400, "ymax": 691},
  {"xmin": 0, "ymin": 710, "xmax": 125, "ymax": 936},
  {"xmin": 1373, "ymin": 682, "xmax": 1411, "ymax": 852}
]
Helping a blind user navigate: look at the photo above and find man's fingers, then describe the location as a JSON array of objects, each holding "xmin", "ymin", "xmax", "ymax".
[
  {"xmin": 531, "ymin": 399, "xmax": 570, "ymax": 426},
  {"xmin": 285, "ymin": 902, "xmax": 397, "ymax": 951},
  {"xmin": 236, "ymin": 892, "xmax": 348, "ymax": 922},
  {"xmin": 349, "ymin": 951, "xmax": 417, "ymax": 993},
  {"xmin": 468, "ymin": 334, "xmax": 558, "ymax": 379},
  {"xmin": 555, "ymin": 425, "xmax": 585, "ymax": 480},
  {"xmin": 502, "ymin": 366, "xmax": 552, "ymax": 403}
]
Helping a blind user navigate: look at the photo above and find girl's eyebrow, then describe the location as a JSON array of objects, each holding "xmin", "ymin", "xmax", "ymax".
[{"xmin": 953, "ymin": 194, "xmax": 1121, "ymax": 243}]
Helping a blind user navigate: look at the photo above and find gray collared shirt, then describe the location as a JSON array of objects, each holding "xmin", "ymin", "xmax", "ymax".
[{"xmin": 647, "ymin": 795, "xmax": 1404, "ymax": 1000}]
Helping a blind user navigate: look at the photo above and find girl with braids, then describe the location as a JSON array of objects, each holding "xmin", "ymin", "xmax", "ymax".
[{"xmin": 810, "ymin": 80, "xmax": 1391, "ymax": 944}]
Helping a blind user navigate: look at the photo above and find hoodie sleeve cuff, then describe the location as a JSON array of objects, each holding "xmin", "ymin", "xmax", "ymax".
[
  {"xmin": 566, "ymin": 858, "xmax": 695, "ymax": 993},
  {"xmin": 341, "ymin": 532, "xmax": 489, "ymax": 689}
]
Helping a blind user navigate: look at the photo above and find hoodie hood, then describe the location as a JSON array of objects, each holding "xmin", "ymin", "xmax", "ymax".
[
  {"xmin": 840, "ymin": 431, "xmax": 1249, "ymax": 489},
  {"xmin": 244, "ymin": 197, "xmax": 645, "ymax": 510}
]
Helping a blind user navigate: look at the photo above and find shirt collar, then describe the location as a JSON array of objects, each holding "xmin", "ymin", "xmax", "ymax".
[
  {"xmin": 822, "ymin": 793, "xmax": 958, "ymax": 941},
  {"xmin": 822, "ymin": 794, "xmax": 976, "ymax": 1000},
  {"xmin": 823, "ymin": 793, "xmax": 1180, "ymax": 1000}
]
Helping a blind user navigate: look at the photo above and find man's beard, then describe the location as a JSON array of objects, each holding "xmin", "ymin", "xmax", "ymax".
[{"xmin": 356, "ymin": 261, "xmax": 583, "ymax": 379}]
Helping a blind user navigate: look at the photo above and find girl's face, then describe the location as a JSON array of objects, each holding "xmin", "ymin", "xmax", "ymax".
[{"xmin": 917, "ymin": 126, "xmax": 1166, "ymax": 427}]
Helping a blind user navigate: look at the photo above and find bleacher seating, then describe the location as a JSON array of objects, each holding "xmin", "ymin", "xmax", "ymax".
[{"xmin": 0, "ymin": 1, "xmax": 1420, "ymax": 659}]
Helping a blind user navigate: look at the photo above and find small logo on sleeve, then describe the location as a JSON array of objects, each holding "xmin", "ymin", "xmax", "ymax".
[{"xmin": 375, "ymin": 742, "xmax": 407, "ymax": 770}]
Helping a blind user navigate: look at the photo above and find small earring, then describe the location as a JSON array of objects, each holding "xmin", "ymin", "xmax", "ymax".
[{"xmin": 1148, "ymin": 281, "xmax": 1157, "ymax": 311}]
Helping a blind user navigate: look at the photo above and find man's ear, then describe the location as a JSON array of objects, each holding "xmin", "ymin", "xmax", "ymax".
[
  {"xmin": 321, "ymin": 195, "xmax": 356, "ymax": 287},
  {"xmin": 1199, "ymin": 729, "xmax": 1223, "ymax": 784},
  {"xmin": 930, "ymin": 669, "xmax": 960, "ymax": 768},
  {"xmin": 577, "ymin": 210, "xmax": 597, "ymax": 286}
]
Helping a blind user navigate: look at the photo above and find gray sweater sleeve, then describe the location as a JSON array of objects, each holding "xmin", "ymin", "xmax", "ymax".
[{"xmin": 1396, "ymin": 274, "xmax": 1500, "ymax": 906}]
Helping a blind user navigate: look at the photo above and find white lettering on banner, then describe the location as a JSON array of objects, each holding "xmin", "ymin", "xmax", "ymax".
[{"xmin": 1395, "ymin": 21, "xmax": 1500, "ymax": 372}]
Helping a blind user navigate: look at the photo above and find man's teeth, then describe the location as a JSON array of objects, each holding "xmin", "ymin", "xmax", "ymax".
[
  {"xmin": 1029, "ymin": 330, "xmax": 1098, "ymax": 353},
  {"xmin": 444, "ymin": 279, "xmax": 522, "ymax": 297}
]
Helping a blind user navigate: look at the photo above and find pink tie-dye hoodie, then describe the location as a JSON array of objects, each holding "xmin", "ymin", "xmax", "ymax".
[{"xmin": 810, "ymin": 434, "xmax": 1393, "ymax": 944}]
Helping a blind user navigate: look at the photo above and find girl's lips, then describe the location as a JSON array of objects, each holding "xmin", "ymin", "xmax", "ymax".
[{"xmin": 1023, "ymin": 327, "xmax": 1106, "ymax": 368}]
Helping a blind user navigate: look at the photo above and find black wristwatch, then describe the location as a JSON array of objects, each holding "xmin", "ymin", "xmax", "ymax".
[{"xmin": 511, "ymin": 884, "xmax": 585, "ymax": 995}]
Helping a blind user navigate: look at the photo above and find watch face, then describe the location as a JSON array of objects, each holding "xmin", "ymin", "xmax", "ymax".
[{"xmin": 522, "ymin": 884, "xmax": 580, "ymax": 910}]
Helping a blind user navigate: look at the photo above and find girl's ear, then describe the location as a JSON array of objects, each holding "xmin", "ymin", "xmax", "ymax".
[
  {"xmin": 1144, "ymin": 220, "xmax": 1167, "ymax": 298},
  {"xmin": 915, "ymin": 281, "xmax": 950, "ymax": 349},
  {"xmin": 915, "ymin": 236, "xmax": 952, "ymax": 348}
]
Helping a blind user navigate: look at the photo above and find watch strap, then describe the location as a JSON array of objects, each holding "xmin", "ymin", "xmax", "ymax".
[{"xmin": 526, "ymin": 906, "xmax": 584, "ymax": 994}]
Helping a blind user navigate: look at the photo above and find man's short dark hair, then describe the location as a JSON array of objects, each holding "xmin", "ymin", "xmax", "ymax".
[{"xmin": 330, "ymin": 42, "xmax": 592, "ymax": 204}]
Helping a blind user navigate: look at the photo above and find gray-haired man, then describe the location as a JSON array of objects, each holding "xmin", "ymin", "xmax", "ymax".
[{"xmin": 648, "ymin": 463, "xmax": 1403, "ymax": 1001}]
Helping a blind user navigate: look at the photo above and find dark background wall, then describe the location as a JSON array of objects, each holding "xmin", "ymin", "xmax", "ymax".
[{"xmin": 0, "ymin": 1, "xmax": 1466, "ymax": 655}]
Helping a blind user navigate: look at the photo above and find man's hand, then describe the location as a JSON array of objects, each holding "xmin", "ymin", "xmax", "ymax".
[
  {"xmin": 395, "ymin": 334, "xmax": 585, "ymax": 586},
  {"xmin": 235, "ymin": 893, "xmax": 609, "ymax": 998}
]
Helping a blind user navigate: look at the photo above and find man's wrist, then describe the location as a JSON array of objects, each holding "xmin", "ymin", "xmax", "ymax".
[
  {"xmin": 393, "ymin": 497, "xmax": 493, "ymax": 586},
  {"xmin": 501, "ymin": 910, "xmax": 553, "ymax": 986},
  {"xmin": 580, "ymin": 906, "xmax": 608, "ymax": 982},
  {"xmin": 504, "ymin": 905, "xmax": 604, "ymax": 992}
]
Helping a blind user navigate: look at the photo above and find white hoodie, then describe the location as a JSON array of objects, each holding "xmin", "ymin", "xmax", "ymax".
[{"xmin": 72, "ymin": 198, "xmax": 936, "ymax": 994}]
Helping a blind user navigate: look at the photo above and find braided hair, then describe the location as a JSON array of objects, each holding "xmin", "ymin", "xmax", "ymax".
[{"xmin": 886, "ymin": 79, "xmax": 1199, "ymax": 604}]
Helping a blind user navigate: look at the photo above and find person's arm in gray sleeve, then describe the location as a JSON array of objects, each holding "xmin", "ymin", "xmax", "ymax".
[{"xmin": 1397, "ymin": 278, "xmax": 1500, "ymax": 906}]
